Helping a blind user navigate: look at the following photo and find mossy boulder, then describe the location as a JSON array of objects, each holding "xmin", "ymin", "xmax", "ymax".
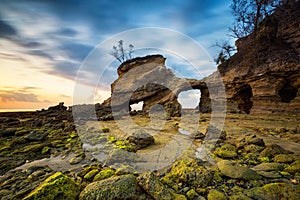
[
  {"xmin": 214, "ymin": 144, "xmax": 237, "ymax": 158},
  {"xmin": 236, "ymin": 134, "xmax": 265, "ymax": 149},
  {"xmin": 137, "ymin": 172, "xmax": 186, "ymax": 200},
  {"xmin": 246, "ymin": 182, "xmax": 300, "ymax": 200},
  {"xmin": 259, "ymin": 144, "xmax": 292, "ymax": 159},
  {"xmin": 217, "ymin": 160, "xmax": 261, "ymax": 180},
  {"xmin": 93, "ymin": 168, "xmax": 115, "ymax": 181},
  {"xmin": 274, "ymin": 154, "xmax": 296, "ymax": 163},
  {"xmin": 127, "ymin": 129, "xmax": 155, "ymax": 150},
  {"xmin": 229, "ymin": 193, "xmax": 252, "ymax": 200},
  {"xmin": 24, "ymin": 172, "xmax": 80, "ymax": 200},
  {"xmin": 80, "ymin": 174, "xmax": 143, "ymax": 200},
  {"xmin": 252, "ymin": 163, "xmax": 284, "ymax": 172},
  {"xmin": 186, "ymin": 188, "xmax": 199, "ymax": 199},
  {"xmin": 284, "ymin": 162, "xmax": 300, "ymax": 174},
  {"xmin": 207, "ymin": 189, "xmax": 227, "ymax": 200},
  {"xmin": 162, "ymin": 159, "xmax": 213, "ymax": 189},
  {"xmin": 83, "ymin": 169, "xmax": 99, "ymax": 181}
]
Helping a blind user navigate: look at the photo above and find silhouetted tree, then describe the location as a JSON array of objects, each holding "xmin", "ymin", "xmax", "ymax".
[
  {"xmin": 214, "ymin": 41, "xmax": 236, "ymax": 64},
  {"xmin": 110, "ymin": 40, "xmax": 134, "ymax": 63}
]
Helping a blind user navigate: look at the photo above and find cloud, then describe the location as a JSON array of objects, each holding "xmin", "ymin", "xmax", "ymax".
[
  {"xmin": 0, "ymin": 86, "xmax": 43, "ymax": 103},
  {"xmin": 0, "ymin": 91, "xmax": 39, "ymax": 103},
  {"xmin": 0, "ymin": 18, "xmax": 17, "ymax": 38},
  {"xmin": 0, "ymin": 0, "xmax": 233, "ymax": 96}
]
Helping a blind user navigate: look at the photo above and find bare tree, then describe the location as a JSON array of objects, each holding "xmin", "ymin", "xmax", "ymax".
[
  {"xmin": 229, "ymin": 0, "xmax": 281, "ymax": 38},
  {"xmin": 128, "ymin": 44, "xmax": 134, "ymax": 59},
  {"xmin": 110, "ymin": 40, "xmax": 134, "ymax": 63},
  {"xmin": 213, "ymin": 41, "xmax": 236, "ymax": 64}
]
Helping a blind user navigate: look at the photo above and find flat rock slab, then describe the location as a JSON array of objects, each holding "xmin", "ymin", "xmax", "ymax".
[{"xmin": 217, "ymin": 160, "xmax": 261, "ymax": 180}]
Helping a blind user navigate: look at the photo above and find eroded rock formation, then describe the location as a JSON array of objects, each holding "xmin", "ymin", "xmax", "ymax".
[
  {"xmin": 207, "ymin": 1, "xmax": 300, "ymax": 114},
  {"xmin": 97, "ymin": 2, "xmax": 300, "ymax": 117},
  {"xmin": 101, "ymin": 55, "xmax": 211, "ymax": 117}
]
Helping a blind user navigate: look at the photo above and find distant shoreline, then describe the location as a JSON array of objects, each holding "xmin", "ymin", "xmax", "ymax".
[{"xmin": 0, "ymin": 109, "xmax": 38, "ymax": 113}]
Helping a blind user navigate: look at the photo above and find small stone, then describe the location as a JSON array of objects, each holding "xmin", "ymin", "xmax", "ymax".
[
  {"xmin": 252, "ymin": 163, "xmax": 284, "ymax": 171},
  {"xmin": 236, "ymin": 134, "xmax": 265, "ymax": 149},
  {"xmin": 101, "ymin": 128, "xmax": 110, "ymax": 133},
  {"xmin": 194, "ymin": 131, "xmax": 205, "ymax": 140},
  {"xmin": 256, "ymin": 171, "xmax": 281, "ymax": 178},
  {"xmin": 127, "ymin": 129, "xmax": 154, "ymax": 150},
  {"xmin": 41, "ymin": 146, "xmax": 50, "ymax": 155},
  {"xmin": 186, "ymin": 188, "xmax": 199, "ymax": 199},
  {"xmin": 244, "ymin": 144, "xmax": 265, "ymax": 153},
  {"xmin": 205, "ymin": 125, "xmax": 226, "ymax": 140},
  {"xmin": 69, "ymin": 156, "xmax": 84, "ymax": 165},
  {"xmin": 83, "ymin": 169, "xmax": 99, "ymax": 181},
  {"xmin": 24, "ymin": 130, "xmax": 47, "ymax": 141}
]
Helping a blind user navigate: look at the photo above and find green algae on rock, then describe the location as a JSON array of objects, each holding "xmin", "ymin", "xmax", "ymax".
[
  {"xmin": 137, "ymin": 172, "xmax": 187, "ymax": 200},
  {"xmin": 214, "ymin": 144, "xmax": 238, "ymax": 158},
  {"xmin": 24, "ymin": 172, "xmax": 80, "ymax": 200},
  {"xmin": 217, "ymin": 160, "xmax": 261, "ymax": 180},
  {"xmin": 162, "ymin": 159, "xmax": 213, "ymax": 189},
  {"xmin": 274, "ymin": 154, "xmax": 296, "ymax": 163},
  {"xmin": 83, "ymin": 169, "xmax": 99, "ymax": 181},
  {"xmin": 207, "ymin": 189, "xmax": 228, "ymax": 200},
  {"xmin": 80, "ymin": 174, "xmax": 143, "ymax": 200},
  {"xmin": 115, "ymin": 140, "xmax": 137, "ymax": 152},
  {"xmin": 259, "ymin": 144, "xmax": 292, "ymax": 159},
  {"xmin": 246, "ymin": 182, "xmax": 300, "ymax": 200},
  {"xmin": 93, "ymin": 168, "xmax": 115, "ymax": 181}
]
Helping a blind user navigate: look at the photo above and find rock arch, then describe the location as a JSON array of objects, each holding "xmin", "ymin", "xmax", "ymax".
[{"xmin": 100, "ymin": 55, "xmax": 212, "ymax": 118}]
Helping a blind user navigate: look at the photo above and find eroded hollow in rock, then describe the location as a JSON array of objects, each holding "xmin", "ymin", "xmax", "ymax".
[
  {"xmin": 279, "ymin": 82, "xmax": 297, "ymax": 103},
  {"xmin": 234, "ymin": 84, "xmax": 253, "ymax": 114}
]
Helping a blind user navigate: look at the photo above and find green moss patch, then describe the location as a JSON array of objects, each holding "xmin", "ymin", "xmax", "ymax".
[
  {"xmin": 24, "ymin": 172, "xmax": 80, "ymax": 200},
  {"xmin": 214, "ymin": 144, "xmax": 237, "ymax": 158}
]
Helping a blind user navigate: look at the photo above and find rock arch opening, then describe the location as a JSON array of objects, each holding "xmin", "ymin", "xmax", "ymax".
[
  {"xmin": 130, "ymin": 101, "xmax": 144, "ymax": 111},
  {"xmin": 279, "ymin": 82, "xmax": 297, "ymax": 103},
  {"xmin": 177, "ymin": 90, "xmax": 200, "ymax": 109}
]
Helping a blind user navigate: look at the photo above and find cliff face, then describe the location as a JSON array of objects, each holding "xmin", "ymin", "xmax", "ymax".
[{"xmin": 214, "ymin": 1, "xmax": 300, "ymax": 114}]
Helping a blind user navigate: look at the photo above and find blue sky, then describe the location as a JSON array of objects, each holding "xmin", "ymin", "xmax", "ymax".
[{"xmin": 0, "ymin": 0, "xmax": 234, "ymax": 110}]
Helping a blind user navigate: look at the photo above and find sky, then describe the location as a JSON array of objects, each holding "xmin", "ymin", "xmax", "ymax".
[{"xmin": 0, "ymin": 0, "xmax": 234, "ymax": 111}]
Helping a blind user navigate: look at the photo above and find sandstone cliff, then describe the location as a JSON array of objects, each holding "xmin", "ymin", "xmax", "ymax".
[{"xmin": 209, "ymin": 1, "xmax": 300, "ymax": 114}]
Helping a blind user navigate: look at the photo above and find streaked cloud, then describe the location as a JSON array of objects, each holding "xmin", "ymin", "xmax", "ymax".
[{"xmin": 0, "ymin": 0, "xmax": 233, "ymax": 109}]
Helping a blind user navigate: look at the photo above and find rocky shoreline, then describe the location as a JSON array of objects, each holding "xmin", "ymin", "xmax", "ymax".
[{"xmin": 0, "ymin": 103, "xmax": 299, "ymax": 199}]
